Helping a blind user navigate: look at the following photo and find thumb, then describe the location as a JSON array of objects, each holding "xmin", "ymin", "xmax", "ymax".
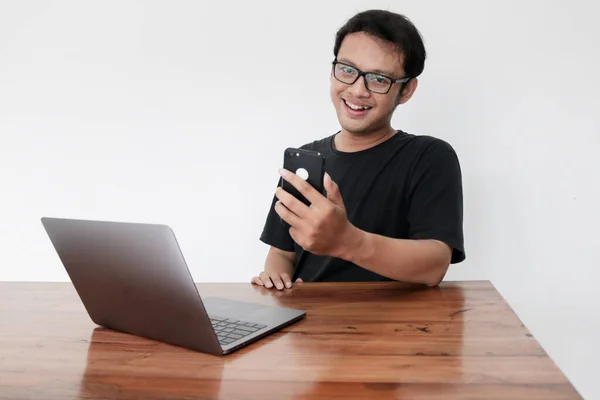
[{"xmin": 324, "ymin": 173, "xmax": 344, "ymax": 207}]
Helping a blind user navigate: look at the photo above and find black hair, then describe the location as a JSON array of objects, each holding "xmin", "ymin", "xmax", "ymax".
[{"xmin": 333, "ymin": 10, "xmax": 426, "ymax": 79}]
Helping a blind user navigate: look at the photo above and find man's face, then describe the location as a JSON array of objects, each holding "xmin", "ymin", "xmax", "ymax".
[{"xmin": 330, "ymin": 32, "xmax": 411, "ymax": 136}]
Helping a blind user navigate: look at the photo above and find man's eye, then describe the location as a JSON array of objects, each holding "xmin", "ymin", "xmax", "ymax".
[
  {"xmin": 367, "ymin": 74, "xmax": 390, "ymax": 84},
  {"xmin": 341, "ymin": 67, "xmax": 355, "ymax": 74}
]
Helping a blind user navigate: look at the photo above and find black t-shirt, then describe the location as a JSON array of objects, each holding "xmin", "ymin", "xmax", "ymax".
[{"xmin": 259, "ymin": 130, "xmax": 465, "ymax": 282}]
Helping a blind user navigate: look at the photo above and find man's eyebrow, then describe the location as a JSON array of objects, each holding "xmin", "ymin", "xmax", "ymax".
[{"xmin": 337, "ymin": 58, "xmax": 395, "ymax": 76}]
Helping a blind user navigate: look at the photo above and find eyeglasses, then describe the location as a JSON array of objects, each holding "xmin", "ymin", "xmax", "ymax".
[{"xmin": 332, "ymin": 60, "xmax": 410, "ymax": 94}]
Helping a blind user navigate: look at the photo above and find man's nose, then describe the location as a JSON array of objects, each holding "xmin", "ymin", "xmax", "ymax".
[{"xmin": 347, "ymin": 75, "xmax": 371, "ymax": 97}]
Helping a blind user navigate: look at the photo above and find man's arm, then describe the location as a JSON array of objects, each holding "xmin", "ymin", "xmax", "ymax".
[
  {"xmin": 339, "ymin": 228, "xmax": 451, "ymax": 286},
  {"xmin": 255, "ymin": 174, "xmax": 303, "ymax": 290},
  {"xmin": 251, "ymin": 247, "xmax": 301, "ymax": 289}
]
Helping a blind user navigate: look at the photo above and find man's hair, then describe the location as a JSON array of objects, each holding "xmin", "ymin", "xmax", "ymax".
[{"xmin": 333, "ymin": 10, "xmax": 427, "ymax": 79}]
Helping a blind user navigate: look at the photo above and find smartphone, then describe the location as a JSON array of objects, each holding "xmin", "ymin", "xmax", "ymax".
[{"xmin": 281, "ymin": 147, "xmax": 326, "ymax": 206}]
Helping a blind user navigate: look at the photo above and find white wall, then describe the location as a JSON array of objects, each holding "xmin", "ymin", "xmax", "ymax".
[{"xmin": 1, "ymin": 1, "xmax": 598, "ymax": 398}]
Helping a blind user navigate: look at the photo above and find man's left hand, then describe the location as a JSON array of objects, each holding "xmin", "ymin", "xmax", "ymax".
[{"xmin": 274, "ymin": 169, "xmax": 359, "ymax": 259}]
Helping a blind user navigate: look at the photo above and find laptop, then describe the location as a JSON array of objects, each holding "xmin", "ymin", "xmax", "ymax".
[{"xmin": 40, "ymin": 217, "xmax": 306, "ymax": 356}]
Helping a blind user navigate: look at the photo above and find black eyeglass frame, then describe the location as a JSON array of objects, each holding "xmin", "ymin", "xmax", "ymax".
[{"xmin": 331, "ymin": 60, "xmax": 410, "ymax": 94}]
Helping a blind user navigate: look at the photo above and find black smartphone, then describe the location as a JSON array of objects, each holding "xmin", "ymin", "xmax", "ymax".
[{"xmin": 281, "ymin": 147, "xmax": 326, "ymax": 206}]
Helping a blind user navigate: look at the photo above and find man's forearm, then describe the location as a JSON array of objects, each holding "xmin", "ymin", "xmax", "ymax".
[
  {"xmin": 339, "ymin": 226, "xmax": 452, "ymax": 286},
  {"xmin": 264, "ymin": 249, "xmax": 295, "ymax": 276}
]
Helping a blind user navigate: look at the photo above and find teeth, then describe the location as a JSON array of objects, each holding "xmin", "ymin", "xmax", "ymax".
[{"xmin": 345, "ymin": 100, "xmax": 371, "ymax": 111}]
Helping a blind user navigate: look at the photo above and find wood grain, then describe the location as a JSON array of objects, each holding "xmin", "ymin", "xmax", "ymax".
[{"xmin": 0, "ymin": 281, "xmax": 581, "ymax": 399}]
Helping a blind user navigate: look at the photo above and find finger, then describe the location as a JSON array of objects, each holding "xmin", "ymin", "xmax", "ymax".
[
  {"xmin": 259, "ymin": 271, "xmax": 274, "ymax": 289},
  {"xmin": 251, "ymin": 276, "xmax": 264, "ymax": 286},
  {"xmin": 324, "ymin": 173, "xmax": 344, "ymax": 207},
  {"xmin": 269, "ymin": 272, "xmax": 285, "ymax": 290},
  {"xmin": 295, "ymin": 278, "xmax": 303, "ymax": 284},
  {"xmin": 279, "ymin": 168, "xmax": 325, "ymax": 207},
  {"xmin": 275, "ymin": 187, "xmax": 309, "ymax": 219},
  {"xmin": 280, "ymin": 273, "xmax": 292, "ymax": 288},
  {"xmin": 274, "ymin": 200, "xmax": 304, "ymax": 228}
]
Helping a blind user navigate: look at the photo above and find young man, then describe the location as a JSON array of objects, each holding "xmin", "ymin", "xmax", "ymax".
[{"xmin": 252, "ymin": 10, "xmax": 465, "ymax": 290}]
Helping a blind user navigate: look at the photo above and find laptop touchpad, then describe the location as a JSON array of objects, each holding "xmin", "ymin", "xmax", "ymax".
[{"xmin": 202, "ymin": 297, "xmax": 267, "ymax": 320}]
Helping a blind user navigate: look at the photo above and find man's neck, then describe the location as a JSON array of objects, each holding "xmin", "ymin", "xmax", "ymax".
[{"xmin": 334, "ymin": 127, "xmax": 397, "ymax": 153}]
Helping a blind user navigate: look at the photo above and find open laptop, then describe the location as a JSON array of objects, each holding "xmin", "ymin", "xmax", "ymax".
[{"xmin": 40, "ymin": 217, "xmax": 306, "ymax": 356}]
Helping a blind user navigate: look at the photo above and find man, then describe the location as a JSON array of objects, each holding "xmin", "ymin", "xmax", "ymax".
[{"xmin": 251, "ymin": 10, "xmax": 465, "ymax": 290}]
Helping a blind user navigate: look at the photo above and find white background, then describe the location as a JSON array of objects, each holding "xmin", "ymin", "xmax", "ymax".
[{"xmin": 1, "ymin": 0, "xmax": 599, "ymax": 398}]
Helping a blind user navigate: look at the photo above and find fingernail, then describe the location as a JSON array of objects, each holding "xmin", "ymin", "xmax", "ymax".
[
  {"xmin": 266, "ymin": 282, "xmax": 272, "ymax": 288},
  {"xmin": 279, "ymin": 168, "xmax": 290, "ymax": 177},
  {"xmin": 285, "ymin": 282, "xmax": 291, "ymax": 288},
  {"xmin": 276, "ymin": 283, "xmax": 283, "ymax": 289}
]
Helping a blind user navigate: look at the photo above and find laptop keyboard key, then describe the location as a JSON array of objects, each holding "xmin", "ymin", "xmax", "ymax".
[
  {"xmin": 236, "ymin": 326, "xmax": 258, "ymax": 333},
  {"xmin": 232, "ymin": 329, "xmax": 253, "ymax": 336},
  {"xmin": 228, "ymin": 333, "xmax": 243, "ymax": 340}
]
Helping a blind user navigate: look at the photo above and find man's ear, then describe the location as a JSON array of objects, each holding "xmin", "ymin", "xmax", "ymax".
[{"xmin": 397, "ymin": 78, "xmax": 419, "ymax": 105}]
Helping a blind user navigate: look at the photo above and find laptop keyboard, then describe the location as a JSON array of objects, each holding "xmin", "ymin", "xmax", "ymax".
[{"xmin": 209, "ymin": 315, "xmax": 267, "ymax": 346}]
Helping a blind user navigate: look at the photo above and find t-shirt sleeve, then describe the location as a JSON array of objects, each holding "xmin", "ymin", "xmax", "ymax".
[
  {"xmin": 259, "ymin": 178, "xmax": 296, "ymax": 252},
  {"xmin": 407, "ymin": 139, "xmax": 466, "ymax": 263}
]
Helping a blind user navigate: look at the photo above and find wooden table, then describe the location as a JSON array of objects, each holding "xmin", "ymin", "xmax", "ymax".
[{"xmin": 0, "ymin": 281, "xmax": 581, "ymax": 399}]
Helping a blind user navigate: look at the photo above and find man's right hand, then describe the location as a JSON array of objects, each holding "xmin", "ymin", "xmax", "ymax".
[{"xmin": 251, "ymin": 271, "xmax": 303, "ymax": 290}]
